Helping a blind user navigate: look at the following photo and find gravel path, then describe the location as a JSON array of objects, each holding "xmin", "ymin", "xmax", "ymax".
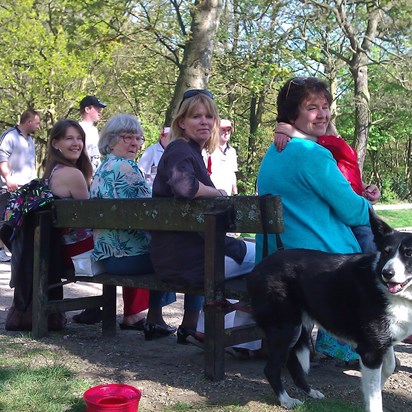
[{"xmin": 1, "ymin": 261, "xmax": 412, "ymax": 411}]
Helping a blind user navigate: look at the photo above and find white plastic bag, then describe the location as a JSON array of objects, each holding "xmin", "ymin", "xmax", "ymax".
[{"xmin": 71, "ymin": 250, "xmax": 105, "ymax": 277}]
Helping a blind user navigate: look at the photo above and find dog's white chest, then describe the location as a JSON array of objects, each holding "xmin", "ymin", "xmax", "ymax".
[{"xmin": 387, "ymin": 301, "xmax": 412, "ymax": 340}]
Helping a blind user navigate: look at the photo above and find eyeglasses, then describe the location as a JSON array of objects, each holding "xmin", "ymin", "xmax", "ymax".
[
  {"xmin": 285, "ymin": 77, "xmax": 323, "ymax": 99},
  {"xmin": 120, "ymin": 133, "xmax": 145, "ymax": 144},
  {"xmin": 178, "ymin": 89, "xmax": 214, "ymax": 110}
]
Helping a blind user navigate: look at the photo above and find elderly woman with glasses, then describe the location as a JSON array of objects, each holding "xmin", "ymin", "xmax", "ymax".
[
  {"xmin": 150, "ymin": 90, "xmax": 258, "ymax": 353},
  {"xmin": 256, "ymin": 77, "xmax": 372, "ymax": 363},
  {"xmin": 89, "ymin": 113, "xmax": 176, "ymax": 339}
]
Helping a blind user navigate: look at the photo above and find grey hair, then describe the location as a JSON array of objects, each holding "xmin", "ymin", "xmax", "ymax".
[{"xmin": 98, "ymin": 113, "xmax": 144, "ymax": 155}]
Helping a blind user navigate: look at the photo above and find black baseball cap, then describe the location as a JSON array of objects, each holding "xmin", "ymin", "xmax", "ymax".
[{"xmin": 79, "ymin": 95, "xmax": 107, "ymax": 109}]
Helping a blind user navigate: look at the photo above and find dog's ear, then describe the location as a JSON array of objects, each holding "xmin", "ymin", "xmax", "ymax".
[{"xmin": 369, "ymin": 208, "xmax": 394, "ymax": 248}]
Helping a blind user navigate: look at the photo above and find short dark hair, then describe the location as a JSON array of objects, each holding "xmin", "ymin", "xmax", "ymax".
[
  {"xmin": 276, "ymin": 77, "xmax": 333, "ymax": 123},
  {"xmin": 20, "ymin": 109, "xmax": 40, "ymax": 124}
]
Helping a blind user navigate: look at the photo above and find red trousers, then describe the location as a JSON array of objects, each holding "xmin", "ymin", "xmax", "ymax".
[{"xmin": 122, "ymin": 287, "xmax": 149, "ymax": 316}]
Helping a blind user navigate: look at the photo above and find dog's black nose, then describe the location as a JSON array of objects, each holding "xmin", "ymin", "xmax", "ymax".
[{"xmin": 382, "ymin": 268, "xmax": 395, "ymax": 281}]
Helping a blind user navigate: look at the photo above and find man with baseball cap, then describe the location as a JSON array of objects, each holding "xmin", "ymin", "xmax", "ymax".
[{"xmin": 79, "ymin": 95, "xmax": 107, "ymax": 173}]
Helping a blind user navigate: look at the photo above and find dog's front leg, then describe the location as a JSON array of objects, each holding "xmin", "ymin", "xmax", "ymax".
[
  {"xmin": 381, "ymin": 346, "xmax": 396, "ymax": 389},
  {"xmin": 360, "ymin": 359, "xmax": 383, "ymax": 412}
]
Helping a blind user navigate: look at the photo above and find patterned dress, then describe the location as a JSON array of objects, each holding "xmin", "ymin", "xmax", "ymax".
[{"xmin": 90, "ymin": 153, "xmax": 151, "ymax": 261}]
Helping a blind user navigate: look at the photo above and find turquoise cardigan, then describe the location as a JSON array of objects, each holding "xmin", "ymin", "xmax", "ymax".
[{"xmin": 256, "ymin": 139, "xmax": 371, "ymax": 262}]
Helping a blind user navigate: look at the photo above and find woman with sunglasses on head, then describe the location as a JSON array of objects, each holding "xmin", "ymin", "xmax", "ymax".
[
  {"xmin": 256, "ymin": 77, "xmax": 372, "ymax": 364},
  {"xmin": 150, "ymin": 90, "xmax": 258, "ymax": 353},
  {"xmin": 89, "ymin": 113, "xmax": 176, "ymax": 338}
]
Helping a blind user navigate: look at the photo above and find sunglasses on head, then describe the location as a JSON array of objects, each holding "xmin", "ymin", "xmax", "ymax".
[
  {"xmin": 285, "ymin": 77, "xmax": 323, "ymax": 99},
  {"xmin": 178, "ymin": 89, "xmax": 214, "ymax": 110}
]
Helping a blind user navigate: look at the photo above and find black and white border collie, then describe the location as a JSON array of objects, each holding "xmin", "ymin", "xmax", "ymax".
[{"xmin": 247, "ymin": 211, "xmax": 412, "ymax": 412}]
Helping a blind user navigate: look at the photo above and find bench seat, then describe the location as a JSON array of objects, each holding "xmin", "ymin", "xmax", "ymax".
[{"xmin": 32, "ymin": 195, "xmax": 283, "ymax": 380}]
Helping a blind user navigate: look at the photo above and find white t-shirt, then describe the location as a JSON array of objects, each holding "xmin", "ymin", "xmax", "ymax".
[
  {"xmin": 138, "ymin": 142, "xmax": 165, "ymax": 186},
  {"xmin": 79, "ymin": 121, "xmax": 100, "ymax": 172},
  {"xmin": 209, "ymin": 145, "xmax": 238, "ymax": 195},
  {"xmin": 0, "ymin": 126, "xmax": 37, "ymax": 189}
]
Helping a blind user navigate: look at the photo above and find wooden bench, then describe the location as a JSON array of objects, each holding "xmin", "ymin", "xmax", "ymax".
[{"xmin": 31, "ymin": 195, "xmax": 283, "ymax": 380}]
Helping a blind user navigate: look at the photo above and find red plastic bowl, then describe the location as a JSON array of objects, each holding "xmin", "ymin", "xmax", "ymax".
[{"xmin": 84, "ymin": 383, "xmax": 142, "ymax": 412}]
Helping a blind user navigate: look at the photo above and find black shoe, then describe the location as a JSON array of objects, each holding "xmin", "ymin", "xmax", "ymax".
[
  {"xmin": 144, "ymin": 322, "xmax": 176, "ymax": 341},
  {"xmin": 177, "ymin": 325, "xmax": 198, "ymax": 344},
  {"xmin": 72, "ymin": 308, "xmax": 102, "ymax": 324}
]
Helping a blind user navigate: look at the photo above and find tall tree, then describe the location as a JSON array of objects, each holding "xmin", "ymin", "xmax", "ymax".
[
  {"xmin": 299, "ymin": 0, "xmax": 409, "ymax": 171},
  {"xmin": 127, "ymin": 1, "xmax": 223, "ymax": 126},
  {"xmin": 165, "ymin": 0, "xmax": 224, "ymax": 124}
]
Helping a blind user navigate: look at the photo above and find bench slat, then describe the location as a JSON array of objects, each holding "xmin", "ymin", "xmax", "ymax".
[{"xmin": 52, "ymin": 195, "xmax": 283, "ymax": 233}]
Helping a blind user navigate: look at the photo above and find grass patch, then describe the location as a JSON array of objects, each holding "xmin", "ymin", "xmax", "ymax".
[
  {"xmin": 376, "ymin": 209, "xmax": 412, "ymax": 228},
  {"xmin": 0, "ymin": 364, "xmax": 89, "ymax": 412},
  {"xmin": 0, "ymin": 337, "xmax": 92, "ymax": 412},
  {"xmin": 296, "ymin": 398, "xmax": 363, "ymax": 411}
]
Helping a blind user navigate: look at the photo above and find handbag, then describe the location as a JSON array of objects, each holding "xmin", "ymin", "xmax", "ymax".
[
  {"xmin": 71, "ymin": 249, "xmax": 105, "ymax": 277},
  {"xmin": 5, "ymin": 302, "xmax": 67, "ymax": 331},
  {"xmin": 5, "ymin": 303, "xmax": 32, "ymax": 331}
]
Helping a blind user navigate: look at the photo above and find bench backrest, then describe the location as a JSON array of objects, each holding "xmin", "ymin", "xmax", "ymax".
[{"xmin": 51, "ymin": 195, "xmax": 283, "ymax": 234}]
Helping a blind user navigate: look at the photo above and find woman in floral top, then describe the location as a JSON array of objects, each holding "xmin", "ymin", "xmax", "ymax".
[{"xmin": 90, "ymin": 113, "xmax": 175, "ymax": 339}]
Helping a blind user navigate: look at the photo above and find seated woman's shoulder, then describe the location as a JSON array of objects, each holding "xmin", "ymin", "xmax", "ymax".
[{"xmin": 54, "ymin": 166, "xmax": 86, "ymax": 184}]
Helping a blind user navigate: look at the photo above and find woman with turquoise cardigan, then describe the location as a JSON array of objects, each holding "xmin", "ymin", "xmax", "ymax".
[{"xmin": 256, "ymin": 77, "xmax": 371, "ymax": 363}]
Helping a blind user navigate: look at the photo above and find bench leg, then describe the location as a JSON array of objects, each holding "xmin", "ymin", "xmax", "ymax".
[
  {"xmin": 32, "ymin": 212, "xmax": 51, "ymax": 338},
  {"xmin": 203, "ymin": 211, "xmax": 227, "ymax": 380},
  {"xmin": 101, "ymin": 284, "xmax": 117, "ymax": 337},
  {"xmin": 204, "ymin": 304, "xmax": 225, "ymax": 381}
]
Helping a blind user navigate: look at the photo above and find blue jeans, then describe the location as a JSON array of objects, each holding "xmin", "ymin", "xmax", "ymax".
[
  {"xmin": 352, "ymin": 225, "xmax": 376, "ymax": 253},
  {"xmin": 102, "ymin": 255, "xmax": 176, "ymax": 308},
  {"xmin": 185, "ymin": 241, "xmax": 255, "ymax": 313},
  {"xmin": 184, "ymin": 294, "xmax": 204, "ymax": 312}
]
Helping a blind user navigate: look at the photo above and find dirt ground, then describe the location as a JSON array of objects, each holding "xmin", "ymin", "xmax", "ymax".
[{"xmin": 1, "ymin": 261, "xmax": 412, "ymax": 412}]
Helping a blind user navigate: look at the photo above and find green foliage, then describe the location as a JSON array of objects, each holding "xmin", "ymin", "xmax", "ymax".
[{"xmin": 0, "ymin": 0, "xmax": 410, "ymax": 199}]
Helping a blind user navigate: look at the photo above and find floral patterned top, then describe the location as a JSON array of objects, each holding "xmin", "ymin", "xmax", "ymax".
[{"xmin": 90, "ymin": 153, "xmax": 151, "ymax": 261}]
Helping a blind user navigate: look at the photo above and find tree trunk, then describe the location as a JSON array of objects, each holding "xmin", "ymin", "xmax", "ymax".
[
  {"xmin": 350, "ymin": 64, "xmax": 370, "ymax": 173},
  {"xmin": 164, "ymin": 0, "xmax": 223, "ymax": 125},
  {"xmin": 246, "ymin": 93, "xmax": 265, "ymax": 185}
]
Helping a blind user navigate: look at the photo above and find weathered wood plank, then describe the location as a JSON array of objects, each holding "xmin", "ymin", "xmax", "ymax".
[
  {"xmin": 33, "ymin": 194, "xmax": 284, "ymax": 381},
  {"xmin": 52, "ymin": 195, "xmax": 283, "ymax": 234}
]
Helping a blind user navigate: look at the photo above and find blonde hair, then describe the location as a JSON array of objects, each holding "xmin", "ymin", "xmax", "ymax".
[{"xmin": 169, "ymin": 93, "xmax": 220, "ymax": 153}]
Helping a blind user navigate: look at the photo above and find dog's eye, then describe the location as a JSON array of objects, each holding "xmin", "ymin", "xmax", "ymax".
[
  {"xmin": 405, "ymin": 249, "xmax": 412, "ymax": 258},
  {"xmin": 383, "ymin": 246, "xmax": 392, "ymax": 255}
]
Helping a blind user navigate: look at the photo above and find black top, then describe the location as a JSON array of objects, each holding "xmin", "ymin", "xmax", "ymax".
[{"xmin": 150, "ymin": 139, "xmax": 246, "ymax": 289}]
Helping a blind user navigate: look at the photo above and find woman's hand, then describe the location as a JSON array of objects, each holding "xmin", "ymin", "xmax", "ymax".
[
  {"xmin": 362, "ymin": 183, "xmax": 381, "ymax": 205},
  {"xmin": 195, "ymin": 182, "xmax": 227, "ymax": 198},
  {"xmin": 273, "ymin": 123, "xmax": 294, "ymax": 152},
  {"xmin": 274, "ymin": 132, "xmax": 290, "ymax": 152}
]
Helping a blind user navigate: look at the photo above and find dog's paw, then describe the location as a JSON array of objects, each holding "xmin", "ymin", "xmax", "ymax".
[
  {"xmin": 279, "ymin": 392, "xmax": 303, "ymax": 409},
  {"xmin": 308, "ymin": 388, "xmax": 325, "ymax": 399}
]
